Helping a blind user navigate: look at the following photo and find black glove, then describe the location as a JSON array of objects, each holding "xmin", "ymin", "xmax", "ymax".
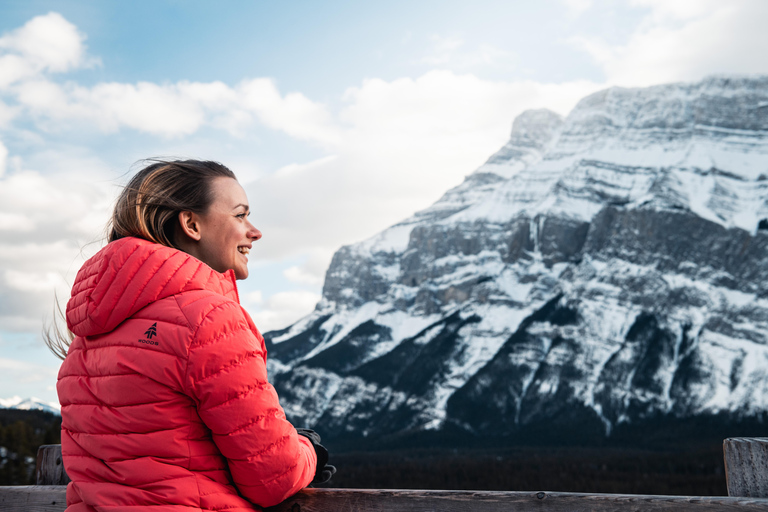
[{"xmin": 296, "ymin": 428, "xmax": 336, "ymax": 484}]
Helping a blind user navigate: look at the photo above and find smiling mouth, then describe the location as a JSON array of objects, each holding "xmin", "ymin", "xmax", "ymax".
[{"xmin": 237, "ymin": 246, "xmax": 250, "ymax": 255}]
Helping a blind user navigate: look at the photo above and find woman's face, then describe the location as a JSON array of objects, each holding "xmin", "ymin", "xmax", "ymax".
[{"xmin": 184, "ymin": 177, "xmax": 262, "ymax": 280}]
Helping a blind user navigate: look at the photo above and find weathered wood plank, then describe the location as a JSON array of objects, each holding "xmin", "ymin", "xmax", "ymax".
[
  {"xmin": 264, "ymin": 488, "xmax": 768, "ymax": 511},
  {"xmin": 4, "ymin": 486, "xmax": 768, "ymax": 511},
  {"xmin": 36, "ymin": 445, "xmax": 70, "ymax": 486},
  {"xmin": 0, "ymin": 486, "xmax": 67, "ymax": 512},
  {"xmin": 725, "ymin": 438, "xmax": 768, "ymax": 497}
]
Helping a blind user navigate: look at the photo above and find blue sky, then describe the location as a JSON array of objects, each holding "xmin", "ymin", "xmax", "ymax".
[
  {"xmin": 2, "ymin": 0, "xmax": 768, "ymax": 405},
  {"xmin": 1, "ymin": 1, "xmax": 617, "ymax": 85}
]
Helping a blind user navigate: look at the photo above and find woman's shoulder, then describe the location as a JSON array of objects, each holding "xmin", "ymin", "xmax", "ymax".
[
  {"xmin": 67, "ymin": 237, "xmax": 240, "ymax": 338},
  {"xmin": 172, "ymin": 288, "xmax": 261, "ymax": 344}
]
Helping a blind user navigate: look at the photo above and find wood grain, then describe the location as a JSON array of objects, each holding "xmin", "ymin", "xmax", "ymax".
[
  {"xmin": 265, "ymin": 488, "xmax": 768, "ymax": 511},
  {"xmin": 723, "ymin": 437, "xmax": 768, "ymax": 498},
  {"xmin": 0, "ymin": 486, "xmax": 67, "ymax": 512},
  {"xmin": 3, "ymin": 486, "xmax": 768, "ymax": 511},
  {"xmin": 35, "ymin": 445, "xmax": 70, "ymax": 486},
  {"xmin": 725, "ymin": 438, "xmax": 768, "ymax": 498}
]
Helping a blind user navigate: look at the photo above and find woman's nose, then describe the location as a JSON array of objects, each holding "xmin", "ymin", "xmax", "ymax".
[{"xmin": 250, "ymin": 226, "xmax": 262, "ymax": 241}]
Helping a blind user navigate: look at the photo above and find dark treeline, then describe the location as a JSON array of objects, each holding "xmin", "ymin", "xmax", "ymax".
[
  {"xmin": 317, "ymin": 413, "xmax": 768, "ymax": 496},
  {"xmin": 0, "ymin": 409, "xmax": 61, "ymax": 485},
  {"xmin": 317, "ymin": 445, "xmax": 726, "ymax": 496}
]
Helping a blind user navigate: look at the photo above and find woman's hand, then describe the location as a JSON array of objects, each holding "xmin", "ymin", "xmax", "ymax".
[{"xmin": 296, "ymin": 428, "xmax": 337, "ymax": 484}]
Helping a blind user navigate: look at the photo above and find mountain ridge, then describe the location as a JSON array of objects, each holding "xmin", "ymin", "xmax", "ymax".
[
  {"xmin": 265, "ymin": 75, "xmax": 768, "ymax": 443},
  {"xmin": 0, "ymin": 396, "xmax": 60, "ymax": 416}
]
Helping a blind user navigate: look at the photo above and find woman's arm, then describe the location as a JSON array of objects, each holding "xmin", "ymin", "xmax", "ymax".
[{"xmin": 184, "ymin": 300, "xmax": 317, "ymax": 508}]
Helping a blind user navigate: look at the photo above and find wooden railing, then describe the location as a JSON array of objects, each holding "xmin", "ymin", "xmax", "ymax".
[{"xmin": 1, "ymin": 440, "xmax": 768, "ymax": 511}]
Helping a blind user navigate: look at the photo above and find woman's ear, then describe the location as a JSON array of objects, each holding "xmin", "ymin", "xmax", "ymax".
[{"xmin": 178, "ymin": 211, "xmax": 202, "ymax": 242}]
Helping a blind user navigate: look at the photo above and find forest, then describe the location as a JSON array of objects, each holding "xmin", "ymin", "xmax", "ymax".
[{"xmin": 0, "ymin": 409, "xmax": 61, "ymax": 485}]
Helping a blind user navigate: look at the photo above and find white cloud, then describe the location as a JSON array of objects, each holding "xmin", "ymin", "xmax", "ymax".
[
  {"xmin": 5, "ymin": 270, "xmax": 67, "ymax": 293},
  {"xmin": 571, "ymin": 0, "xmax": 768, "ymax": 86},
  {"xmin": 0, "ymin": 242, "xmax": 94, "ymax": 333},
  {"xmin": 561, "ymin": 0, "xmax": 594, "ymax": 14},
  {"xmin": 0, "ymin": 54, "xmax": 35, "ymax": 89},
  {"xmin": 283, "ymin": 249, "xmax": 334, "ymax": 286},
  {"xmin": 0, "ymin": 100, "xmax": 16, "ymax": 127},
  {"xmin": 11, "ymin": 75, "xmax": 339, "ymax": 140},
  {"xmin": 0, "ymin": 356, "xmax": 60, "ymax": 404},
  {"xmin": 0, "ymin": 357, "xmax": 58, "ymax": 382},
  {"xmin": 340, "ymin": 71, "xmax": 593, "ymax": 138},
  {"xmin": 238, "ymin": 78, "xmax": 341, "ymax": 146},
  {"xmin": 0, "ymin": 139, "xmax": 7, "ymax": 176},
  {"xmin": 0, "ymin": 212, "xmax": 34, "ymax": 232},
  {"xmin": 0, "ymin": 14, "xmax": 338, "ymax": 140},
  {"xmin": 0, "ymin": 12, "xmax": 88, "ymax": 71},
  {"xmin": 283, "ymin": 266, "xmax": 323, "ymax": 286},
  {"xmin": 16, "ymin": 80, "xmax": 208, "ymax": 136},
  {"xmin": 0, "ymin": 12, "xmax": 95, "ymax": 88},
  {"xmin": 0, "ymin": 315, "xmax": 45, "ymax": 333},
  {"xmin": 245, "ymin": 72, "xmax": 601, "ymax": 261},
  {"xmin": 274, "ymin": 154, "xmax": 338, "ymax": 178},
  {"xmin": 88, "ymin": 82, "xmax": 208, "ymax": 135},
  {"xmin": 248, "ymin": 290, "xmax": 322, "ymax": 332},
  {"xmin": 0, "ymin": 13, "xmax": 585, "ymax": 149},
  {"xmin": 0, "ymin": 157, "xmax": 113, "ymax": 334},
  {"xmin": 243, "ymin": 290, "xmax": 264, "ymax": 306},
  {"xmin": 630, "ymin": 0, "xmax": 714, "ymax": 21},
  {"xmin": 177, "ymin": 80, "xmax": 249, "ymax": 135}
]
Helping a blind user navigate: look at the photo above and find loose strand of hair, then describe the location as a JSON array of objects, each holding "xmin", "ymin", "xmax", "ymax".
[{"xmin": 42, "ymin": 290, "xmax": 74, "ymax": 361}]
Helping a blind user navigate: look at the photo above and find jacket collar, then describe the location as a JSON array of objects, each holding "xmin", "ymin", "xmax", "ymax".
[{"xmin": 66, "ymin": 237, "xmax": 239, "ymax": 337}]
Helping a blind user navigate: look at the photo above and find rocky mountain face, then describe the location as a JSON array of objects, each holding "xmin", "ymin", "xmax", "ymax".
[{"xmin": 264, "ymin": 76, "xmax": 768, "ymax": 443}]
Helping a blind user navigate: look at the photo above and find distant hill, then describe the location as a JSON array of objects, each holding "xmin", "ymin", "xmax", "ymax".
[{"xmin": 0, "ymin": 396, "xmax": 60, "ymax": 416}]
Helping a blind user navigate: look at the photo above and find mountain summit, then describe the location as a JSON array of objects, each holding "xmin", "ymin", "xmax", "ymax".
[{"xmin": 265, "ymin": 76, "xmax": 768, "ymax": 443}]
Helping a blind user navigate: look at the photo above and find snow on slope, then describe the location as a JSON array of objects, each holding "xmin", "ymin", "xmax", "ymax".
[
  {"xmin": 265, "ymin": 76, "xmax": 768, "ymax": 440},
  {"xmin": 0, "ymin": 396, "xmax": 61, "ymax": 415}
]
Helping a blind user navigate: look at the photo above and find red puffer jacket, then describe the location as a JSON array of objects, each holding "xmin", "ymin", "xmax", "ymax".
[{"xmin": 57, "ymin": 237, "xmax": 316, "ymax": 511}]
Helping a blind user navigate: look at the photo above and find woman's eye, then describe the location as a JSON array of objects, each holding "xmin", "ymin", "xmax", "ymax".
[{"xmin": 236, "ymin": 213, "xmax": 246, "ymax": 219}]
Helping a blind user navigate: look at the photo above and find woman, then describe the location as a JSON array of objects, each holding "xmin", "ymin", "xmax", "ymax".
[{"xmin": 49, "ymin": 160, "xmax": 333, "ymax": 511}]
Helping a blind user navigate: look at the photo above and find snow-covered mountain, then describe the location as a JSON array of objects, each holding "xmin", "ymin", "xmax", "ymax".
[
  {"xmin": 265, "ymin": 76, "xmax": 768, "ymax": 442},
  {"xmin": 0, "ymin": 396, "xmax": 60, "ymax": 415}
]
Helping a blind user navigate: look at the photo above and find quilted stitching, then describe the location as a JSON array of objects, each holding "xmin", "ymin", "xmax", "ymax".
[
  {"xmin": 66, "ymin": 238, "xmax": 238, "ymax": 337},
  {"xmin": 200, "ymin": 383, "xmax": 272, "ymax": 412},
  {"xmin": 58, "ymin": 237, "xmax": 316, "ymax": 510}
]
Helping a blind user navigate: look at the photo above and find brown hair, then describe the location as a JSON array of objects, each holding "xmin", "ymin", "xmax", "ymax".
[
  {"xmin": 44, "ymin": 159, "xmax": 237, "ymax": 360},
  {"xmin": 109, "ymin": 159, "xmax": 237, "ymax": 247}
]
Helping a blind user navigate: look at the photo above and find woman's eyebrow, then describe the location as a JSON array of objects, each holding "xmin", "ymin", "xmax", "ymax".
[{"xmin": 232, "ymin": 203, "xmax": 250, "ymax": 211}]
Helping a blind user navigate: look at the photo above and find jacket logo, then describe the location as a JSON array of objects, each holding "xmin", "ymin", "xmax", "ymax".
[
  {"xmin": 139, "ymin": 322, "xmax": 160, "ymax": 346},
  {"xmin": 144, "ymin": 323, "xmax": 158, "ymax": 339}
]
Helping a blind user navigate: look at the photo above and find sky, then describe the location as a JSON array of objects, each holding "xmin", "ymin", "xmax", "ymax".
[{"xmin": 2, "ymin": 0, "xmax": 768, "ymax": 406}]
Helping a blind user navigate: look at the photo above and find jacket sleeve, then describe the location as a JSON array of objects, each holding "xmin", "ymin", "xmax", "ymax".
[{"xmin": 184, "ymin": 300, "xmax": 317, "ymax": 508}]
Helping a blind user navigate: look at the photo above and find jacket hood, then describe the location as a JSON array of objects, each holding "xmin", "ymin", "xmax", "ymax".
[{"xmin": 66, "ymin": 237, "xmax": 239, "ymax": 337}]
